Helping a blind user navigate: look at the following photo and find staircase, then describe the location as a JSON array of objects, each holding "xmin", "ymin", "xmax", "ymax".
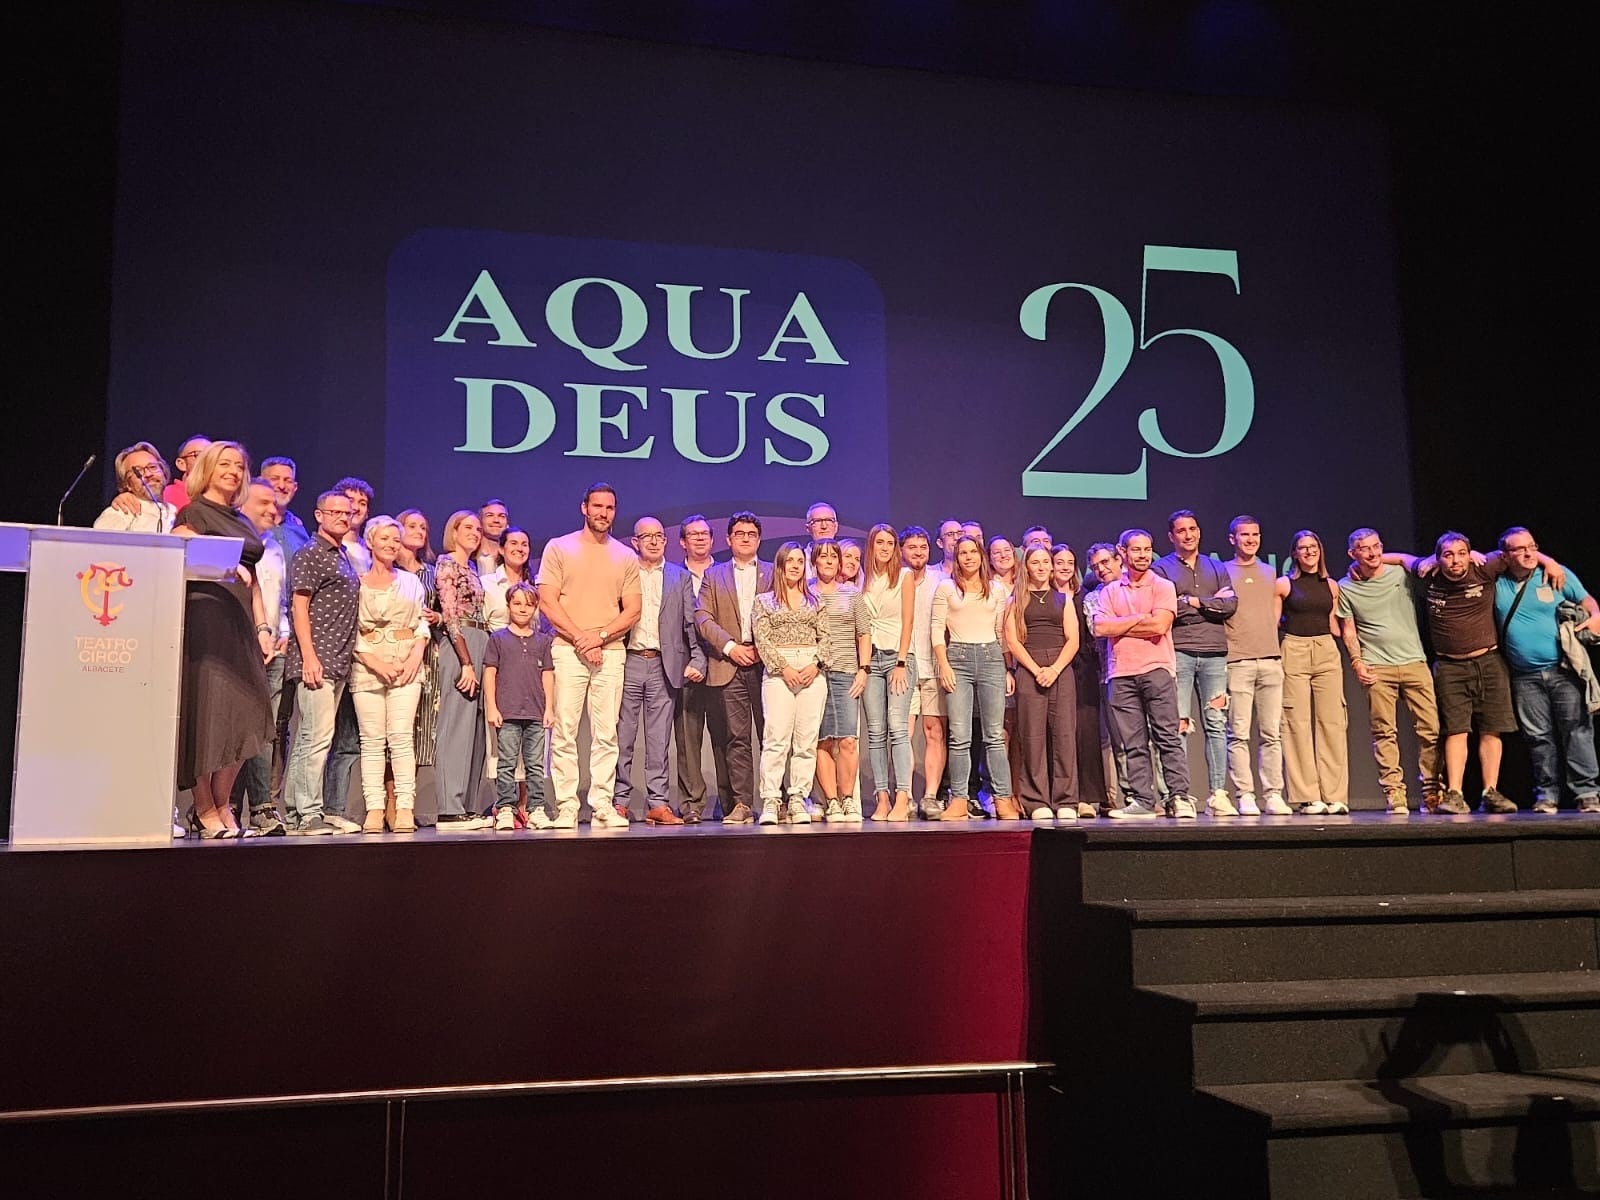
[{"xmin": 1031, "ymin": 820, "xmax": 1600, "ymax": 1198}]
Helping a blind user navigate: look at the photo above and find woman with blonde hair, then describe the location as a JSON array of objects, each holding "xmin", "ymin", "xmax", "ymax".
[
  {"xmin": 432, "ymin": 509, "xmax": 493, "ymax": 830},
  {"xmin": 753, "ymin": 542, "xmax": 833, "ymax": 825},
  {"xmin": 933, "ymin": 535, "xmax": 1017, "ymax": 820},
  {"xmin": 1006, "ymin": 544, "xmax": 1081, "ymax": 819},
  {"xmin": 172, "ymin": 441, "xmax": 274, "ymax": 836},
  {"xmin": 1275, "ymin": 530, "xmax": 1350, "ymax": 815},
  {"xmin": 350, "ymin": 516, "xmax": 430, "ymax": 833}
]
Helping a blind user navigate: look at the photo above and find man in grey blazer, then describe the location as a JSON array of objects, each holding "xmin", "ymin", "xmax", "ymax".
[
  {"xmin": 694, "ymin": 511, "xmax": 773, "ymax": 824},
  {"xmin": 615, "ymin": 516, "xmax": 709, "ymax": 824}
]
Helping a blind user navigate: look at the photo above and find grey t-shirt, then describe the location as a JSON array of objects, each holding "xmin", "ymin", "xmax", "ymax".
[{"xmin": 1335, "ymin": 564, "xmax": 1426, "ymax": 666}]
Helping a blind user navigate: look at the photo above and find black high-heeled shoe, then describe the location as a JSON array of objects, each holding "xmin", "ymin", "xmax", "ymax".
[{"xmin": 185, "ymin": 808, "xmax": 231, "ymax": 840}]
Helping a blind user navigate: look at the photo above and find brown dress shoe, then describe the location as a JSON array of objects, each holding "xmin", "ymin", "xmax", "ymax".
[{"xmin": 645, "ymin": 806, "xmax": 684, "ymax": 825}]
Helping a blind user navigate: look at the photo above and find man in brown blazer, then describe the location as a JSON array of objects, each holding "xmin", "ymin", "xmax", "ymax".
[{"xmin": 694, "ymin": 511, "xmax": 773, "ymax": 823}]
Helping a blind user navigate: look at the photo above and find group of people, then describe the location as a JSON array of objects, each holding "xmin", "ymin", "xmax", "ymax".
[{"xmin": 93, "ymin": 434, "xmax": 1600, "ymax": 838}]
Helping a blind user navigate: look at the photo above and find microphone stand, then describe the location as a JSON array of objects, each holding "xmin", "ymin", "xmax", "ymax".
[{"xmin": 57, "ymin": 454, "xmax": 98, "ymax": 526}]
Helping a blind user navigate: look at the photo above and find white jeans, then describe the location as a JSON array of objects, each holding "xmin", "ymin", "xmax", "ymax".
[
  {"xmin": 351, "ymin": 682, "xmax": 423, "ymax": 811},
  {"xmin": 550, "ymin": 641, "xmax": 626, "ymax": 810},
  {"xmin": 759, "ymin": 648, "xmax": 826, "ymax": 803}
]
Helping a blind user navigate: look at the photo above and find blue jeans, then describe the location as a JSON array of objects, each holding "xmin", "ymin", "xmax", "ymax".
[
  {"xmin": 285, "ymin": 677, "xmax": 346, "ymax": 821},
  {"xmin": 1175, "ymin": 650, "xmax": 1228, "ymax": 793},
  {"xmin": 945, "ymin": 642, "xmax": 1011, "ymax": 799},
  {"xmin": 861, "ymin": 648, "xmax": 915, "ymax": 794},
  {"xmin": 238, "ymin": 654, "xmax": 285, "ymax": 819},
  {"xmin": 323, "ymin": 687, "xmax": 361, "ymax": 819},
  {"xmin": 494, "ymin": 719, "xmax": 546, "ymax": 812},
  {"xmin": 1512, "ymin": 666, "xmax": 1598, "ymax": 806}
]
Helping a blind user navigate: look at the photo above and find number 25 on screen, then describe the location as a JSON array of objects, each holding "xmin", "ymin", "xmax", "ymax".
[{"xmin": 1019, "ymin": 245, "xmax": 1254, "ymax": 500}]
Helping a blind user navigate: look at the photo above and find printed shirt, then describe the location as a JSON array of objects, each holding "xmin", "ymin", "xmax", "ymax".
[{"xmin": 287, "ymin": 534, "xmax": 360, "ymax": 682}]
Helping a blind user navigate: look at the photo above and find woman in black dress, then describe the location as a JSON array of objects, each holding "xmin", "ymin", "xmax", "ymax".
[
  {"xmin": 1057, "ymin": 543, "xmax": 1112, "ymax": 818},
  {"xmin": 173, "ymin": 441, "xmax": 274, "ymax": 837}
]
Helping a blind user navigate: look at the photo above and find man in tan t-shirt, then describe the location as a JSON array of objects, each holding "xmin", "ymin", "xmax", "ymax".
[{"xmin": 537, "ymin": 483, "xmax": 642, "ymax": 830}]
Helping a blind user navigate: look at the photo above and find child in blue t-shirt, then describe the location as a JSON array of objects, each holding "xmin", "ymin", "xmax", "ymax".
[{"xmin": 483, "ymin": 583, "xmax": 555, "ymax": 831}]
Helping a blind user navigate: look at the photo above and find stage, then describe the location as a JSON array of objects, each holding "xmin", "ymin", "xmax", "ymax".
[{"xmin": 3, "ymin": 813, "xmax": 1597, "ymax": 1199}]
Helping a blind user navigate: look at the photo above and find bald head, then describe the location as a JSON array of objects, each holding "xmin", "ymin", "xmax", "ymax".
[{"xmin": 631, "ymin": 515, "xmax": 667, "ymax": 565}]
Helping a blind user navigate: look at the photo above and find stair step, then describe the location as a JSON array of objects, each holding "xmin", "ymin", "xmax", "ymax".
[
  {"xmin": 1089, "ymin": 890, "xmax": 1600, "ymax": 985},
  {"xmin": 1106, "ymin": 888, "xmax": 1600, "ymax": 925},
  {"xmin": 1038, "ymin": 819, "xmax": 1600, "ymax": 901},
  {"xmin": 1201, "ymin": 1067, "xmax": 1600, "ymax": 1133},
  {"xmin": 1146, "ymin": 970, "xmax": 1600, "ymax": 1017},
  {"xmin": 1141, "ymin": 972, "xmax": 1600, "ymax": 1087}
]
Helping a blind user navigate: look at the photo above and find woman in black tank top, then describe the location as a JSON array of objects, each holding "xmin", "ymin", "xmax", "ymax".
[
  {"xmin": 1005, "ymin": 546, "xmax": 1082, "ymax": 819},
  {"xmin": 1274, "ymin": 531, "xmax": 1350, "ymax": 815}
]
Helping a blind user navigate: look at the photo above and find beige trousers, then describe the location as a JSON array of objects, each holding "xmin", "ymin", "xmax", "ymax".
[
  {"xmin": 1280, "ymin": 634, "xmax": 1349, "ymax": 806},
  {"xmin": 1363, "ymin": 660, "xmax": 1441, "ymax": 795}
]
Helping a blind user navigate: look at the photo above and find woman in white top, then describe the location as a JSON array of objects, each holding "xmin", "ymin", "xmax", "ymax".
[
  {"xmin": 859, "ymin": 523, "xmax": 918, "ymax": 820},
  {"xmin": 350, "ymin": 516, "xmax": 430, "ymax": 833},
  {"xmin": 989, "ymin": 535, "xmax": 1026, "ymax": 800},
  {"xmin": 752, "ymin": 543, "xmax": 832, "ymax": 826},
  {"xmin": 482, "ymin": 527, "xmax": 534, "ymax": 633},
  {"xmin": 933, "ymin": 535, "xmax": 1017, "ymax": 819}
]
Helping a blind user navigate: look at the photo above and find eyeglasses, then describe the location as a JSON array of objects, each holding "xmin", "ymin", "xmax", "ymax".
[
  {"xmin": 126, "ymin": 464, "xmax": 165, "ymax": 476},
  {"xmin": 318, "ymin": 508, "xmax": 354, "ymax": 519},
  {"xmin": 730, "ymin": 529, "xmax": 760, "ymax": 539},
  {"xmin": 807, "ymin": 516, "xmax": 838, "ymax": 527},
  {"xmin": 635, "ymin": 533, "xmax": 667, "ymax": 543},
  {"xmin": 1505, "ymin": 543, "xmax": 1538, "ymax": 553}
]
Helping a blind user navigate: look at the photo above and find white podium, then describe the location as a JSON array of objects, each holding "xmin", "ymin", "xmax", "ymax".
[{"xmin": 2, "ymin": 522, "xmax": 244, "ymax": 846}]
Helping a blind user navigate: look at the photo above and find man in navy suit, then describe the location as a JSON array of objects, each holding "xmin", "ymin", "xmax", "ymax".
[
  {"xmin": 695, "ymin": 512, "xmax": 773, "ymax": 824},
  {"xmin": 615, "ymin": 515, "xmax": 709, "ymax": 824}
]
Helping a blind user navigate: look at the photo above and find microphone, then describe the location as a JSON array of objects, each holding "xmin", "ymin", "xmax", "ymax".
[
  {"xmin": 57, "ymin": 453, "xmax": 98, "ymax": 526},
  {"xmin": 138, "ymin": 475, "xmax": 165, "ymax": 533}
]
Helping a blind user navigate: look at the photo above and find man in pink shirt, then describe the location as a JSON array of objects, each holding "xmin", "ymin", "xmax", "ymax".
[
  {"xmin": 537, "ymin": 483, "xmax": 643, "ymax": 830},
  {"xmin": 1092, "ymin": 529, "xmax": 1194, "ymax": 818}
]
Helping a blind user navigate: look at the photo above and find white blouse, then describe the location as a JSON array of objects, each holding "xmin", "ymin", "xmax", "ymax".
[
  {"xmin": 349, "ymin": 571, "xmax": 430, "ymax": 692},
  {"xmin": 931, "ymin": 578, "xmax": 1009, "ymax": 646},
  {"xmin": 861, "ymin": 570, "xmax": 908, "ymax": 652}
]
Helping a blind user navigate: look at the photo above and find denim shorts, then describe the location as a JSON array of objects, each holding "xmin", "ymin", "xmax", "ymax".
[{"xmin": 819, "ymin": 670, "xmax": 859, "ymax": 741}]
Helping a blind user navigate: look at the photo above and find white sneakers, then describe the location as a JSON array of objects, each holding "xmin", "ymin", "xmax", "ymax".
[
  {"xmin": 840, "ymin": 795, "xmax": 863, "ymax": 822},
  {"xmin": 1263, "ymin": 793, "xmax": 1292, "ymax": 815},
  {"xmin": 787, "ymin": 798, "xmax": 812, "ymax": 824},
  {"xmin": 494, "ymin": 808, "xmax": 516, "ymax": 832},
  {"xmin": 1055, "ymin": 805, "xmax": 1078, "ymax": 821},
  {"xmin": 552, "ymin": 801, "xmax": 580, "ymax": 830},
  {"xmin": 1207, "ymin": 790, "xmax": 1238, "ymax": 817},
  {"xmin": 823, "ymin": 797, "xmax": 846, "ymax": 822},
  {"xmin": 1169, "ymin": 796, "xmax": 1197, "ymax": 819},
  {"xmin": 1030, "ymin": 805, "xmax": 1053, "ymax": 821},
  {"xmin": 1302, "ymin": 799, "xmax": 1329, "ymax": 816},
  {"xmin": 590, "ymin": 802, "xmax": 629, "ymax": 829},
  {"xmin": 1236, "ymin": 794, "xmax": 1261, "ymax": 816},
  {"xmin": 759, "ymin": 799, "xmax": 781, "ymax": 826}
]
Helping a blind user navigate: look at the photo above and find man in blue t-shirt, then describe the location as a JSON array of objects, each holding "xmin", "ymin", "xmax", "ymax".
[{"xmin": 1493, "ymin": 527, "xmax": 1600, "ymax": 814}]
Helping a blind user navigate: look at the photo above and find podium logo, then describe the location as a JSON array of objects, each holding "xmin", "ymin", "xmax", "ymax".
[{"xmin": 78, "ymin": 562, "xmax": 134, "ymax": 627}]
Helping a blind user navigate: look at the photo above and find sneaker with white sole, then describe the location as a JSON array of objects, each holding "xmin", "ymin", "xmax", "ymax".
[
  {"xmin": 787, "ymin": 798, "xmax": 812, "ymax": 824},
  {"xmin": 1167, "ymin": 795, "xmax": 1197, "ymax": 819},
  {"xmin": 1030, "ymin": 805, "xmax": 1053, "ymax": 821},
  {"xmin": 1300, "ymin": 800, "xmax": 1329, "ymax": 816},
  {"xmin": 1532, "ymin": 797, "xmax": 1559, "ymax": 814},
  {"xmin": 589, "ymin": 802, "xmax": 629, "ymax": 829},
  {"xmin": 552, "ymin": 801, "xmax": 580, "ymax": 829},
  {"xmin": 1055, "ymin": 805, "xmax": 1078, "ymax": 821},
  {"xmin": 1109, "ymin": 799, "xmax": 1162, "ymax": 820},
  {"xmin": 526, "ymin": 808, "xmax": 553, "ymax": 830},
  {"xmin": 1578, "ymin": 795, "xmax": 1600, "ymax": 814},
  {"xmin": 325, "ymin": 813, "xmax": 363, "ymax": 835},
  {"xmin": 841, "ymin": 795, "xmax": 863, "ymax": 822},
  {"xmin": 1208, "ymin": 790, "xmax": 1239, "ymax": 817},
  {"xmin": 1326, "ymin": 802, "xmax": 1350, "ymax": 815},
  {"xmin": 1386, "ymin": 788, "xmax": 1410, "ymax": 815},
  {"xmin": 1433, "ymin": 789, "xmax": 1471, "ymax": 815},
  {"xmin": 1479, "ymin": 787, "xmax": 1519, "ymax": 815},
  {"xmin": 823, "ymin": 797, "xmax": 845, "ymax": 822},
  {"xmin": 1263, "ymin": 794, "xmax": 1292, "ymax": 816},
  {"xmin": 436, "ymin": 813, "xmax": 493, "ymax": 832},
  {"xmin": 918, "ymin": 796, "xmax": 945, "ymax": 820},
  {"xmin": 494, "ymin": 808, "xmax": 516, "ymax": 832},
  {"xmin": 758, "ymin": 799, "xmax": 781, "ymax": 826},
  {"xmin": 1236, "ymin": 794, "xmax": 1260, "ymax": 816}
]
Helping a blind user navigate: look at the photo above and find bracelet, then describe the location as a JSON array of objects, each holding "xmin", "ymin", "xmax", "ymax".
[
  {"xmin": 856, "ymin": 665, "xmax": 868, "ymax": 673},
  {"xmin": 255, "ymin": 623, "xmax": 273, "ymax": 634},
  {"xmin": 896, "ymin": 659, "xmax": 906, "ymax": 668}
]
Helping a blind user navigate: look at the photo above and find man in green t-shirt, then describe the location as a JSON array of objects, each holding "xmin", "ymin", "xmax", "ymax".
[{"xmin": 1336, "ymin": 528, "xmax": 1443, "ymax": 814}]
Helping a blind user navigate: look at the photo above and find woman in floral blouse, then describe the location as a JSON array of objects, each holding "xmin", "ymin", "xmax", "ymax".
[{"xmin": 432, "ymin": 509, "xmax": 493, "ymax": 830}]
